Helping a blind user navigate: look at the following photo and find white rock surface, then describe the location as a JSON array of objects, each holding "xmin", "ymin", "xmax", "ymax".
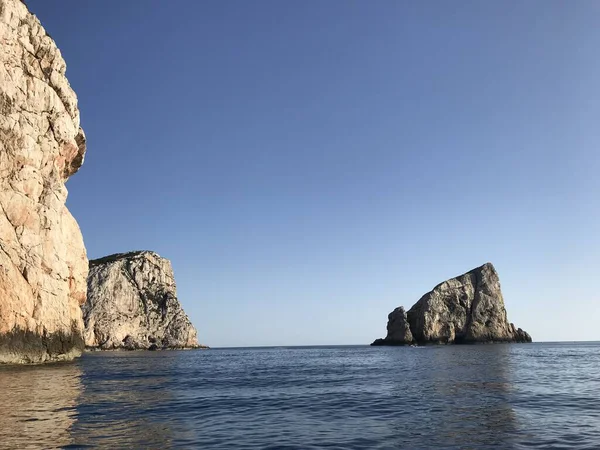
[
  {"xmin": 0, "ymin": 0, "xmax": 87, "ymax": 363},
  {"xmin": 84, "ymin": 251, "xmax": 200, "ymax": 350}
]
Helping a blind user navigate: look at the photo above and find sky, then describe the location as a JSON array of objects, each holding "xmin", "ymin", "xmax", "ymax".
[{"xmin": 27, "ymin": 0, "xmax": 600, "ymax": 346}]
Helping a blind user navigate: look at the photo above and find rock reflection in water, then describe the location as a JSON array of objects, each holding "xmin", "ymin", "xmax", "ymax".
[
  {"xmin": 0, "ymin": 362, "xmax": 82, "ymax": 449},
  {"xmin": 69, "ymin": 351, "xmax": 177, "ymax": 448},
  {"xmin": 387, "ymin": 345, "xmax": 517, "ymax": 448},
  {"xmin": 431, "ymin": 345, "xmax": 517, "ymax": 447}
]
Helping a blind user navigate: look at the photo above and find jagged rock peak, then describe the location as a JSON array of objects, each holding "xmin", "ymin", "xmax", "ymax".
[
  {"xmin": 371, "ymin": 263, "xmax": 532, "ymax": 346},
  {"xmin": 84, "ymin": 251, "xmax": 201, "ymax": 350},
  {"xmin": 0, "ymin": 0, "xmax": 88, "ymax": 363}
]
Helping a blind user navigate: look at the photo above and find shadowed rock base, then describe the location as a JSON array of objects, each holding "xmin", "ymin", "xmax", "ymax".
[
  {"xmin": 0, "ymin": 323, "xmax": 84, "ymax": 364},
  {"xmin": 84, "ymin": 344, "xmax": 210, "ymax": 352},
  {"xmin": 371, "ymin": 338, "xmax": 412, "ymax": 346}
]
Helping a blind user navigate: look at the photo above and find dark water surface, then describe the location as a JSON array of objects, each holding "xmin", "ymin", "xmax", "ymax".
[{"xmin": 0, "ymin": 343, "xmax": 599, "ymax": 449}]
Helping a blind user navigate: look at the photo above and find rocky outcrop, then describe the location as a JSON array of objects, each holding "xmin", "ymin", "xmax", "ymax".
[
  {"xmin": 371, "ymin": 307, "xmax": 414, "ymax": 346},
  {"xmin": 83, "ymin": 251, "xmax": 200, "ymax": 350},
  {"xmin": 0, "ymin": 0, "xmax": 87, "ymax": 363},
  {"xmin": 371, "ymin": 263, "xmax": 531, "ymax": 346}
]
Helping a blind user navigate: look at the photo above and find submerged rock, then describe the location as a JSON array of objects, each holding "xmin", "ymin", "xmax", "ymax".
[
  {"xmin": 0, "ymin": 0, "xmax": 88, "ymax": 363},
  {"xmin": 83, "ymin": 251, "xmax": 200, "ymax": 350},
  {"xmin": 372, "ymin": 263, "xmax": 532, "ymax": 346}
]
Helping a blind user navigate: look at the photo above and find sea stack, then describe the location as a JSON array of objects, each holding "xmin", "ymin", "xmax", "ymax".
[
  {"xmin": 372, "ymin": 263, "xmax": 531, "ymax": 346},
  {"xmin": 371, "ymin": 307, "xmax": 414, "ymax": 346},
  {"xmin": 0, "ymin": 0, "xmax": 88, "ymax": 363},
  {"xmin": 83, "ymin": 251, "xmax": 201, "ymax": 350}
]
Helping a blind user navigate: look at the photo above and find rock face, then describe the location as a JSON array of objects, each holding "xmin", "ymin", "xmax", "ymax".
[
  {"xmin": 83, "ymin": 251, "xmax": 200, "ymax": 350},
  {"xmin": 371, "ymin": 307, "xmax": 414, "ymax": 346},
  {"xmin": 0, "ymin": 0, "xmax": 87, "ymax": 363},
  {"xmin": 371, "ymin": 263, "xmax": 531, "ymax": 346}
]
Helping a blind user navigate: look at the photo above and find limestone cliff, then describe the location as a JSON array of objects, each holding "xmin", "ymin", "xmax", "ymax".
[
  {"xmin": 83, "ymin": 251, "xmax": 200, "ymax": 350},
  {"xmin": 371, "ymin": 263, "xmax": 531, "ymax": 346},
  {"xmin": 0, "ymin": 0, "xmax": 87, "ymax": 363}
]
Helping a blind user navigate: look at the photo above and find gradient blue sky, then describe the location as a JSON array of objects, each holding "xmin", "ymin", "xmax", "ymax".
[{"xmin": 28, "ymin": 0, "xmax": 599, "ymax": 346}]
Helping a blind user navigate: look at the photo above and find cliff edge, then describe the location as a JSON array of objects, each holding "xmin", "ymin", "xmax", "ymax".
[
  {"xmin": 0, "ymin": 0, "xmax": 87, "ymax": 363},
  {"xmin": 83, "ymin": 251, "xmax": 201, "ymax": 350}
]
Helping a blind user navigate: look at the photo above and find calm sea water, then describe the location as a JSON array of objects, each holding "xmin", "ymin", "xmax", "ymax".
[{"xmin": 0, "ymin": 343, "xmax": 598, "ymax": 449}]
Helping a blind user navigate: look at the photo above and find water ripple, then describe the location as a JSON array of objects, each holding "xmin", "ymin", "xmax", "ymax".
[{"xmin": 1, "ymin": 343, "xmax": 599, "ymax": 448}]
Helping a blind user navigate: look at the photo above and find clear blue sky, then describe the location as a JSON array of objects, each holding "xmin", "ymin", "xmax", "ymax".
[{"xmin": 28, "ymin": 0, "xmax": 599, "ymax": 346}]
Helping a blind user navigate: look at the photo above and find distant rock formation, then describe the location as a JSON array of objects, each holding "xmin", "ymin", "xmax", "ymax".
[
  {"xmin": 0, "ymin": 0, "xmax": 88, "ymax": 363},
  {"xmin": 83, "ymin": 251, "xmax": 200, "ymax": 350},
  {"xmin": 371, "ymin": 263, "xmax": 531, "ymax": 346}
]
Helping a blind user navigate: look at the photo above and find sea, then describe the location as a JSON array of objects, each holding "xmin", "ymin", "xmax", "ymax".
[{"xmin": 0, "ymin": 342, "xmax": 598, "ymax": 449}]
